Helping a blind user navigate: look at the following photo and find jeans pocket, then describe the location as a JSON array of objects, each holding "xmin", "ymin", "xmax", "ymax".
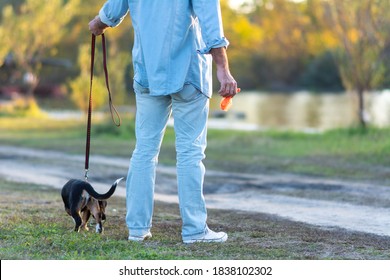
[
  {"xmin": 173, "ymin": 84, "xmax": 202, "ymax": 102},
  {"xmin": 133, "ymin": 81, "xmax": 150, "ymax": 95}
]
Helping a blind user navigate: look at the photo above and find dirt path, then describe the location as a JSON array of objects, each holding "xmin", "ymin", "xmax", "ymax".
[{"xmin": 1, "ymin": 145, "xmax": 389, "ymax": 237}]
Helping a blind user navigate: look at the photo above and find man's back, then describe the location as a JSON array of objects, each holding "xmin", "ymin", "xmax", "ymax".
[{"xmin": 99, "ymin": 0, "xmax": 228, "ymax": 96}]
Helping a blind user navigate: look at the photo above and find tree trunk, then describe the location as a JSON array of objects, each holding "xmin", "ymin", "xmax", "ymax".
[
  {"xmin": 357, "ymin": 88, "xmax": 366, "ymax": 128},
  {"xmin": 23, "ymin": 70, "xmax": 39, "ymax": 99}
]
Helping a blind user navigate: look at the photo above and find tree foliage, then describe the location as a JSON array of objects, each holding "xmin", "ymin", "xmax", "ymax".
[
  {"xmin": 63, "ymin": 0, "xmax": 134, "ymax": 110},
  {"xmin": 1, "ymin": 0, "xmax": 390, "ymax": 114},
  {"xmin": 0, "ymin": 0, "xmax": 80, "ymax": 95},
  {"xmin": 318, "ymin": 0, "xmax": 390, "ymax": 126}
]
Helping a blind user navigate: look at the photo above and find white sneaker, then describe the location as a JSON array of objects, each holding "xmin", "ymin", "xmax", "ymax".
[
  {"xmin": 183, "ymin": 228, "xmax": 228, "ymax": 244},
  {"xmin": 128, "ymin": 232, "xmax": 152, "ymax": 242}
]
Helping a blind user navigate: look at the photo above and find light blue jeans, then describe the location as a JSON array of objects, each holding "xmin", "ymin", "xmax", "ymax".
[{"xmin": 126, "ymin": 82, "xmax": 209, "ymax": 241}]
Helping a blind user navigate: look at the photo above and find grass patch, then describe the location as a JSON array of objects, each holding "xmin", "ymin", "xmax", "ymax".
[
  {"xmin": 1, "ymin": 115, "xmax": 390, "ymax": 260},
  {"xmin": 0, "ymin": 179, "xmax": 389, "ymax": 260},
  {"xmin": 2, "ymin": 116, "xmax": 390, "ymax": 182}
]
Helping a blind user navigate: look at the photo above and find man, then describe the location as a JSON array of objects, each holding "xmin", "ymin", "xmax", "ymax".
[{"xmin": 89, "ymin": 0, "xmax": 238, "ymax": 243}]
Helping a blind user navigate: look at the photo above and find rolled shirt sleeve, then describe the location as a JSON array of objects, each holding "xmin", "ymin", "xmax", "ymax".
[
  {"xmin": 192, "ymin": 0, "xmax": 229, "ymax": 54},
  {"xmin": 94, "ymin": 0, "xmax": 227, "ymax": 97},
  {"xmin": 99, "ymin": 0, "xmax": 129, "ymax": 27}
]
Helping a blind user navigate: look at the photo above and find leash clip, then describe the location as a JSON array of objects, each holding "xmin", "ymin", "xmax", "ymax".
[{"xmin": 84, "ymin": 169, "xmax": 89, "ymax": 181}]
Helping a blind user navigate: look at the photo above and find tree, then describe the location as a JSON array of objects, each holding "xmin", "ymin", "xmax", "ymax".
[
  {"xmin": 220, "ymin": 0, "xmax": 264, "ymax": 88},
  {"xmin": 69, "ymin": 44, "xmax": 108, "ymax": 112},
  {"xmin": 0, "ymin": 0, "xmax": 80, "ymax": 97},
  {"xmin": 246, "ymin": 0, "xmax": 332, "ymax": 89},
  {"xmin": 321, "ymin": 0, "xmax": 390, "ymax": 127},
  {"xmin": 63, "ymin": 0, "xmax": 133, "ymax": 110}
]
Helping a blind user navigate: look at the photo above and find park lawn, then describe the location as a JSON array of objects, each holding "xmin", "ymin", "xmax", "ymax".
[
  {"xmin": 1, "ymin": 115, "xmax": 390, "ymax": 260},
  {"xmin": 1, "ymin": 179, "xmax": 389, "ymax": 260},
  {"xmin": 1, "ymin": 115, "xmax": 390, "ymax": 183}
]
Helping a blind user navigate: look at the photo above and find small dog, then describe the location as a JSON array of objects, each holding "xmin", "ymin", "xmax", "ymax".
[{"xmin": 61, "ymin": 177, "xmax": 123, "ymax": 233}]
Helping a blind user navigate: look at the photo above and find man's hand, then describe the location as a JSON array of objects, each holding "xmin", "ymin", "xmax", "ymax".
[
  {"xmin": 89, "ymin": 16, "xmax": 108, "ymax": 36},
  {"xmin": 210, "ymin": 47, "xmax": 238, "ymax": 97}
]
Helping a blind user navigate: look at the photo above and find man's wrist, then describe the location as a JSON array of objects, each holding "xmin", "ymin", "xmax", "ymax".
[{"xmin": 95, "ymin": 16, "xmax": 108, "ymax": 28}]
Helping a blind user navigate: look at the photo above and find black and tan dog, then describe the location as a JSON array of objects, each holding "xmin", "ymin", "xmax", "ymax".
[{"xmin": 61, "ymin": 177, "xmax": 123, "ymax": 233}]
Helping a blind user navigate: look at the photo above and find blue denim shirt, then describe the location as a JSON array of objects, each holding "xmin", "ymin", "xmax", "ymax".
[{"xmin": 99, "ymin": 0, "xmax": 229, "ymax": 97}]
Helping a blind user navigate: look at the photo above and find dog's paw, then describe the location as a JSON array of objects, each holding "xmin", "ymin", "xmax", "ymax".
[{"xmin": 96, "ymin": 223, "xmax": 103, "ymax": 233}]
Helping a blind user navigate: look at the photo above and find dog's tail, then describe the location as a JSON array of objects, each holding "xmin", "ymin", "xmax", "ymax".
[{"xmin": 85, "ymin": 177, "xmax": 124, "ymax": 200}]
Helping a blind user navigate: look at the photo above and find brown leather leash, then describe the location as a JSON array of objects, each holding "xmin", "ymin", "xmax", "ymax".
[{"xmin": 85, "ymin": 34, "xmax": 121, "ymax": 181}]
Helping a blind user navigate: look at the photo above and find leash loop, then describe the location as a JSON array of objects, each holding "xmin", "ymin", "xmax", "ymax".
[
  {"xmin": 101, "ymin": 34, "xmax": 121, "ymax": 127},
  {"xmin": 84, "ymin": 34, "xmax": 120, "ymax": 180}
]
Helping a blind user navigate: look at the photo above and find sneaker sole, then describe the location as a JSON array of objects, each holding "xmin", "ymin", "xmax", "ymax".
[
  {"xmin": 183, "ymin": 233, "xmax": 228, "ymax": 244},
  {"xmin": 128, "ymin": 233, "xmax": 152, "ymax": 242}
]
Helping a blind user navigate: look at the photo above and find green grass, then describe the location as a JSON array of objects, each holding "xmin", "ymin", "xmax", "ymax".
[
  {"xmin": 2, "ymin": 115, "xmax": 390, "ymax": 260},
  {"xmin": 1, "ymin": 179, "xmax": 389, "ymax": 260},
  {"xmin": 2, "ymin": 115, "xmax": 390, "ymax": 182}
]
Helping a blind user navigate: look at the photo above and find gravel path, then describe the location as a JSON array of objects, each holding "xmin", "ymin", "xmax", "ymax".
[{"xmin": 0, "ymin": 145, "xmax": 389, "ymax": 237}]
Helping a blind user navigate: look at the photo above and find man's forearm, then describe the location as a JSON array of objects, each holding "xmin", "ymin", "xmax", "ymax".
[
  {"xmin": 210, "ymin": 47, "xmax": 229, "ymax": 70},
  {"xmin": 209, "ymin": 47, "xmax": 238, "ymax": 96}
]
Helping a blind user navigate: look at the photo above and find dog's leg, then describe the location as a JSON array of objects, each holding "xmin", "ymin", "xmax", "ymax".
[
  {"xmin": 64, "ymin": 207, "xmax": 71, "ymax": 216},
  {"xmin": 81, "ymin": 210, "xmax": 91, "ymax": 231},
  {"xmin": 71, "ymin": 210, "xmax": 82, "ymax": 232},
  {"xmin": 95, "ymin": 221, "xmax": 103, "ymax": 233},
  {"xmin": 94, "ymin": 212, "xmax": 103, "ymax": 233},
  {"xmin": 92, "ymin": 212, "xmax": 103, "ymax": 233}
]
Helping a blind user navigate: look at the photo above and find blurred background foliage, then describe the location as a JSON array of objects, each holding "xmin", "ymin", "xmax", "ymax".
[{"xmin": 0, "ymin": 0, "xmax": 389, "ymax": 116}]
